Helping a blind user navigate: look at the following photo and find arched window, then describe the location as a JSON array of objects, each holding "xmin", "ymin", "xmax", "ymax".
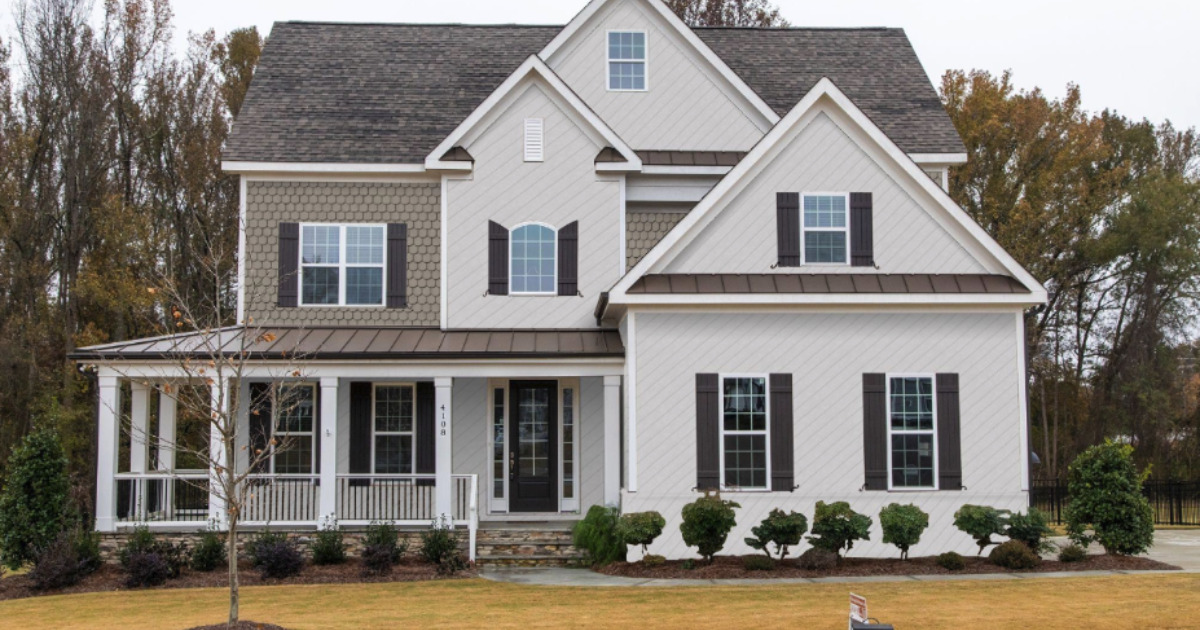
[{"xmin": 510, "ymin": 223, "xmax": 557, "ymax": 294}]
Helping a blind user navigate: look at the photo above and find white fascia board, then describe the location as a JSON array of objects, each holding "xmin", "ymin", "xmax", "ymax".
[
  {"xmin": 596, "ymin": 162, "xmax": 643, "ymax": 173},
  {"xmin": 425, "ymin": 160, "xmax": 474, "ymax": 172},
  {"xmin": 95, "ymin": 359, "xmax": 626, "ymax": 380},
  {"xmin": 607, "ymin": 78, "xmax": 1046, "ymax": 301},
  {"xmin": 425, "ymin": 55, "xmax": 641, "ymax": 171},
  {"xmin": 909, "ymin": 153, "xmax": 968, "ymax": 165},
  {"xmin": 540, "ymin": 0, "xmax": 779, "ymax": 128},
  {"xmin": 610, "ymin": 292, "xmax": 1046, "ymax": 307},
  {"xmin": 222, "ymin": 161, "xmax": 427, "ymax": 174},
  {"xmin": 640, "ymin": 165, "xmax": 732, "ymax": 176}
]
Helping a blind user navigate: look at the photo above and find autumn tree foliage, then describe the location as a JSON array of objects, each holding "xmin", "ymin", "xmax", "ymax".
[{"xmin": 666, "ymin": 0, "xmax": 789, "ymax": 27}]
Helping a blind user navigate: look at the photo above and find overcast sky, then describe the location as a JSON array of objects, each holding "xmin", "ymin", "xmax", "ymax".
[{"xmin": 4, "ymin": 0, "xmax": 1198, "ymax": 130}]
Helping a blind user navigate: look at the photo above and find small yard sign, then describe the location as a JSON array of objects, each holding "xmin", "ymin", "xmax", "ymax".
[{"xmin": 849, "ymin": 592, "xmax": 868, "ymax": 626}]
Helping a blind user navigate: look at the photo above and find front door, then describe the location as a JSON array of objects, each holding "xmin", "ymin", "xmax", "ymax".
[{"xmin": 509, "ymin": 380, "xmax": 558, "ymax": 512}]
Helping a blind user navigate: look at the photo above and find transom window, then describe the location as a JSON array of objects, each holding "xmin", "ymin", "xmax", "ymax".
[
  {"xmin": 373, "ymin": 385, "xmax": 415, "ymax": 475},
  {"xmin": 510, "ymin": 223, "xmax": 557, "ymax": 294},
  {"xmin": 272, "ymin": 384, "xmax": 315, "ymax": 475},
  {"xmin": 720, "ymin": 376, "xmax": 769, "ymax": 490},
  {"xmin": 608, "ymin": 31, "xmax": 646, "ymax": 91},
  {"xmin": 300, "ymin": 224, "xmax": 385, "ymax": 306},
  {"xmin": 888, "ymin": 376, "xmax": 937, "ymax": 489},
  {"xmin": 802, "ymin": 194, "xmax": 849, "ymax": 264}
]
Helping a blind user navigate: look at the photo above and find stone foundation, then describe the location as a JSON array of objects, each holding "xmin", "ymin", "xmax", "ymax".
[{"xmin": 98, "ymin": 529, "xmax": 448, "ymax": 563}]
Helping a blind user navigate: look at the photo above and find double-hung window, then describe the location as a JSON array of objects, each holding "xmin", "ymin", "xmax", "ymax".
[
  {"xmin": 802, "ymin": 193, "xmax": 849, "ymax": 264},
  {"xmin": 510, "ymin": 223, "xmax": 557, "ymax": 294},
  {"xmin": 888, "ymin": 375, "xmax": 937, "ymax": 489},
  {"xmin": 300, "ymin": 224, "xmax": 385, "ymax": 306},
  {"xmin": 272, "ymin": 383, "xmax": 316, "ymax": 475},
  {"xmin": 373, "ymin": 384, "xmax": 415, "ymax": 475},
  {"xmin": 720, "ymin": 375, "xmax": 769, "ymax": 490},
  {"xmin": 608, "ymin": 31, "xmax": 647, "ymax": 91}
]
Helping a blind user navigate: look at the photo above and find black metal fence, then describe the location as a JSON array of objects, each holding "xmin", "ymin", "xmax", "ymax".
[{"xmin": 1032, "ymin": 479, "xmax": 1200, "ymax": 526}]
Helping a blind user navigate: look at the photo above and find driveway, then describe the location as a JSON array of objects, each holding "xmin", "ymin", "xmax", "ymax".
[{"xmin": 1145, "ymin": 529, "xmax": 1200, "ymax": 571}]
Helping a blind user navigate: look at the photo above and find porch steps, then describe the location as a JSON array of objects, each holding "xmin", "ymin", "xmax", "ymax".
[{"xmin": 475, "ymin": 528, "xmax": 583, "ymax": 566}]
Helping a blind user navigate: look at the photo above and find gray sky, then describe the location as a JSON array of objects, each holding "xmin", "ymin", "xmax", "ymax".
[{"xmin": 5, "ymin": 0, "xmax": 1199, "ymax": 130}]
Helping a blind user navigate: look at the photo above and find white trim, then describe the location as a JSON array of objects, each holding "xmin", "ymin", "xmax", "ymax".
[
  {"xmin": 619, "ymin": 175, "xmax": 627, "ymax": 275},
  {"xmin": 607, "ymin": 78, "xmax": 1047, "ymax": 303},
  {"xmin": 241, "ymin": 173, "xmax": 440, "ymax": 184},
  {"xmin": 270, "ymin": 382, "xmax": 318, "ymax": 476},
  {"xmin": 370, "ymin": 383, "xmax": 417, "ymax": 475},
  {"xmin": 297, "ymin": 223, "xmax": 387, "ymax": 307},
  {"xmin": 800, "ymin": 192, "xmax": 851, "ymax": 266},
  {"xmin": 614, "ymin": 293, "xmax": 1047, "ymax": 307},
  {"xmin": 717, "ymin": 374, "xmax": 772, "ymax": 492},
  {"xmin": 885, "ymin": 374, "xmax": 938, "ymax": 491},
  {"xmin": 559, "ymin": 378, "xmax": 581, "ymax": 512},
  {"xmin": 640, "ymin": 165, "xmax": 732, "ymax": 176},
  {"xmin": 425, "ymin": 55, "xmax": 642, "ymax": 171},
  {"xmin": 602, "ymin": 374, "xmax": 622, "ymax": 504},
  {"xmin": 909, "ymin": 153, "xmax": 968, "ymax": 165},
  {"xmin": 508, "ymin": 222, "xmax": 559, "ymax": 296},
  {"xmin": 236, "ymin": 176, "xmax": 247, "ymax": 324},
  {"xmin": 440, "ymin": 177, "xmax": 450, "ymax": 329},
  {"xmin": 540, "ymin": 0, "xmax": 779, "ymax": 127},
  {"xmin": 95, "ymin": 360, "xmax": 625, "ymax": 380},
  {"xmin": 487, "ymin": 379, "xmax": 509, "ymax": 513},
  {"xmin": 1016, "ymin": 311, "xmax": 1030, "ymax": 491},
  {"xmin": 605, "ymin": 29, "xmax": 648, "ymax": 92},
  {"xmin": 625, "ymin": 311, "xmax": 638, "ymax": 492},
  {"xmin": 223, "ymin": 161, "xmax": 427, "ymax": 174}
]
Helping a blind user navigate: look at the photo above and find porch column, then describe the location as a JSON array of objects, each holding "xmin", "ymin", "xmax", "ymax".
[
  {"xmin": 95, "ymin": 376, "xmax": 121, "ymax": 533},
  {"xmin": 319, "ymin": 376, "xmax": 339, "ymax": 525},
  {"xmin": 208, "ymin": 377, "xmax": 230, "ymax": 528},
  {"xmin": 434, "ymin": 377, "xmax": 453, "ymax": 525},
  {"xmin": 603, "ymin": 376, "xmax": 622, "ymax": 506},
  {"xmin": 129, "ymin": 382, "xmax": 151, "ymax": 474},
  {"xmin": 156, "ymin": 389, "xmax": 177, "ymax": 471}
]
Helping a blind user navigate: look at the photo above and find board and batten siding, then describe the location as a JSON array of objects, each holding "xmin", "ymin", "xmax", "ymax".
[
  {"xmin": 546, "ymin": 0, "xmax": 766, "ymax": 151},
  {"xmin": 623, "ymin": 311, "xmax": 1027, "ymax": 559},
  {"xmin": 244, "ymin": 181, "xmax": 440, "ymax": 327},
  {"xmin": 662, "ymin": 111, "xmax": 990, "ymax": 275},
  {"xmin": 446, "ymin": 83, "xmax": 621, "ymax": 329}
]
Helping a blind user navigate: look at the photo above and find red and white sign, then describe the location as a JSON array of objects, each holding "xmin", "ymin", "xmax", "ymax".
[{"xmin": 849, "ymin": 593, "xmax": 868, "ymax": 626}]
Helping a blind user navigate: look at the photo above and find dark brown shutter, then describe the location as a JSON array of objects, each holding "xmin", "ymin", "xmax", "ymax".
[
  {"xmin": 850, "ymin": 192, "xmax": 874, "ymax": 267},
  {"xmin": 488, "ymin": 221, "xmax": 509, "ymax": 296},
  {"xmin": 862, "ymin": 373, "xmax": 888, "ymax": 490},
  {"xmin": 415, "ymin": 381, "xmax": 436, "ymax": 487},
  {"xmin": 249, "ymin": 383, "xmax": 271, "ymax": 473},
  {"xmin": 386, "ymin": 223, "xmax": 408, "ymax": 308},
  {"xmin": 558, "ymin": 221, "xmax": 578, "ymax": 296},
  {"xmin": 936, "ymin": 373, "xmax": 963, "ymax": 490},
  {"xmin": 278, "ymin": 223, "xmax": 300, "ymax": 307},
  {"xmin": 696, "ymin": 374, "xmax": 720, "ymax": 490},
  {"xmin": 776, "ymin": 193, "xmax": 800, "ymax": 267},
  {"xmin": 769, "ymin": 373, "xmax": 794, "ymax": 492},
  {"xmin": 348, "ymin": 382, "xmax": 372, "ymax": 485}
]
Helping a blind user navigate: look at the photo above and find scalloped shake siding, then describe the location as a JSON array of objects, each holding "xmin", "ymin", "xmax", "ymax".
[
  {"xmin": 626, "ymin": 211, "xmax": 688, "ymax": 270},
  {"xmin": 244, "ymin": 181, "xmax": 440, "ymax": 327}
]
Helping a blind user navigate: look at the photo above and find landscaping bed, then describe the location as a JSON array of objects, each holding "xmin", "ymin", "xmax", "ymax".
[
  {"xmin": 596, "ymin": 553, "xmax": 1179, "ymax": 580},
  {"xmin": 0, "ymin": 558, "xmax": 473, "ymax": 602}
]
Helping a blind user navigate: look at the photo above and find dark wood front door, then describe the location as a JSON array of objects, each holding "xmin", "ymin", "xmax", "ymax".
[{"xmin": 509, "ymin": 380, "xmax": 558, "ymax": 512}]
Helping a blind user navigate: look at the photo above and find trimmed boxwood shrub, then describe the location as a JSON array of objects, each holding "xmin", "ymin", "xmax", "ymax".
[
  {"xmin": 420, "ymin": 525, "xmax": 466, "ymax": 575},
  {"xmin": 744, "ymin": 509, "xmax": 808, "ymax": 560},
  {"xmin": 362, "ymin": 521, "xmax": 408, "ymax": 575},
  {"xmin": 1006, "ymin": 508, "xmax": 1054, "ymax": 554},
  {"xmin": 989, "ymin": 539, "xmax": 1040, "ymax": 570},
  {"xmin": 618, "ymin": 511, "xmax": 666, "ymax": 555},
  {"xmin": 0, "ymin": 430, "xmax": 72, "ymax": 571},
  {"xmin": 953, "ymin": 504, "xmax": 1009, "ymax": 555},
  {"xmin": 936, "ymin": 551, "xmax": 966, "ymax": 571},
  {"xmin": 189, "ymin": 529, "xmax": 226, "ymax": 572},
  {"xmin": 1058, "ymin": 543, "xmax": 1087, "ymax": 563},
  {"xmin": 797, "ymin": 547, "xmax": 838, "ymax": 571},
  {"xmin": 879, "ymin": 503, "xmax": 929, "ymax": 560},
  {"xmin": 310, "ymin": 528, "xmax": 347, "ymax": 566},
  {"xmin": 680, "ymin": 492, "xmax": 740, "ymax": 563},
  {"xmin": 573, "ymin": 505, "xmax": 625, "ymax": 566},
  {"xmin": 806, "ymin": 501, "xmax": 871, "ymax": 557},
  {"xmin": 1064, "ymin": 442, "xmax": 1155, "ymax": 556}
]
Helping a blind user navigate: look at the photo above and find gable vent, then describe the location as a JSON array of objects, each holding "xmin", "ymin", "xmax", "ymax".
[{"xmin": 524, "ymin": 117, "xmax": 544, "ymax": 162}]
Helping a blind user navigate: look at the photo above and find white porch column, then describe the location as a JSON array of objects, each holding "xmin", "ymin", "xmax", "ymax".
[
  {"xmin": 208, "ymin": 378, "xmax": 230, "ymax": 527},
  {"xmin": 129, "ymin": 382, "xmax": 151, "ymax": 474},
  {"xmin": 95, "ymin": 376, "xmax": 121, "ymax": 533},
  {"xmin": 319, "ymin": 377, "xmax": 339, "ymax": 525},
  {"xmin": 434, "ymin": 377, "xmax": 453, "ymax": 525},
  {"xmin": 603, "ymin": 376, "xmax": 622, "ymax": 506},
  {"xmin": 156, "ymin": 389, "xmax": 177, "ymax": 471}
]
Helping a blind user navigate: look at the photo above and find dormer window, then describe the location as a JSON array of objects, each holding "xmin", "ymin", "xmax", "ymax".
[
  {"xmin": 510, "ymin": 223, "xmax": 558, "ymax": 294},
  {"xmin": 801, "ymin": 193, "xmax": 850, "ymax": 264},
  {"xmin": 607, "ymin": 31, "xmax": 646, "ymax": 91}
]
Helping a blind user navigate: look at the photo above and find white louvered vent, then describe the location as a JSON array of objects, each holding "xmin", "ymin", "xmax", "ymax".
[{"xmin": 524, "ymin": 117, "xmax": 544, "ymax": 162}]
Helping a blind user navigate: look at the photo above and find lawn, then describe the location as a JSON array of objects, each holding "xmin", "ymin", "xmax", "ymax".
[{"xmin": 0, "ymin": 573, "xmax": 1194, "ymax": 629}]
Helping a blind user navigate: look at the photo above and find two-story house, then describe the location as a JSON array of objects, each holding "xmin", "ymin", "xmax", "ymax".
[{"xmin": 74, "ymin": 0, "xmax": 1045, "ymax": 562}]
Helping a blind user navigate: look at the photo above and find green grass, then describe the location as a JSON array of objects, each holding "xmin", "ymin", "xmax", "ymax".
[{"xmin": 0, "ymin": 574, "xmax": 1197, "ymax": 629}]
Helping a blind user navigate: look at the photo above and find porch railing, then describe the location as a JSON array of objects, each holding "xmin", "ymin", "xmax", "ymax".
[
  {"xmin": 115, "ymin": 473, "xmax": 210, "ymax": 523},
  {"xmin": 241, "ymin": 475, "xmax": 321, "ymax": 524},
  {"xmin": 335, "ymin": 474, "xmax": 475, "ymax": 526}
]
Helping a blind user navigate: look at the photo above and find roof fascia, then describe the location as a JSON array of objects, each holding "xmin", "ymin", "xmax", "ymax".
[
  {"xmin": 222, "ymin": 161, "xmax": 427, "ymax": 175},
  {"xmin": 910, "ymin": 153, "xmax": 968, "ymax": 165}
]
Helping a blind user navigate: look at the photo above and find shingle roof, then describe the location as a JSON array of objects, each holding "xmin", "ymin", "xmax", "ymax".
[
  {"xmin": 626, "ymin": 274, "xmax": 1030, "ymax": 295},
  {"xmin": 224, "ymin": 22, "xmax": 963, "ymax": 164}
]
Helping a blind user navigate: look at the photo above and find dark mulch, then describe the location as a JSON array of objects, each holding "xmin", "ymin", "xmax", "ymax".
[
  {"xmin": 186, "ymin": 622, "xmax": 290, "ymax": 630},
  {"xmin": 0, "ymin": 558, "xmax": 473, "ymax": 602},
  {"xmin": 597, "ymin": 553, "xmax": 1180, "ymax": 580}
]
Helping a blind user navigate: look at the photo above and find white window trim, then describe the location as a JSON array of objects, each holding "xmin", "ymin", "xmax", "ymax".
[
  {"xmin": 298, "ymin": 222, "xmax": 388, "ymax": 307},
  {"xmin": 488, "ymin": 379, "xmax": 509, "ymax": 513},
  {"xmin": 717, "ymin": 374, "xmax": 771, "ymax": 492},
  {"xmin": 885, "ymin": 373, "xmax": 939, "ymax": 491},
  {"xmin": 606, "ymin": 29, "xmax": 648, "ymax": 92},
  {"xmin": 370, "ymin": 383, "xmax": 417, "ymax": 475},
  {"xmin": 559, "ymin": 378, "xmax": 580, "ymax": 512},
  {"xmin": 800, "ymin": 192, "xmax": 851, "ymax": 266},
  {"xmin": 270, "ymin": 382, "xmax": 317, "ymax": 476},
  {"xmin": 508, "ymin": 222, "xmax": 558, "ymax": 296}
]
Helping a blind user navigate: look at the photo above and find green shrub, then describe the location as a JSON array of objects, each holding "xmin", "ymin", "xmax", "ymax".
[
  {"xmin": 618, "ymin": 511, "xmax": 666, "ymax": 555},
  {"xmin": 1006, "ymin": 508, "xmax": 1054, "ymax": 554},
  {"xmin": 953, "ymin": 505, "xmax": 1010, "ymax": 555},
  {"xmin": 119, "ymin": 525, "xmax": 160, "ymax": 567},
  {"xmin": 742, "ymin": 555, "xmax": 775, "ymax": 571},
  {"xmin": 1057, "ymin": 543, "xmax": 1087, "ymax": 563},
  {"xmin": 680, "ymin": 492, "xmax": 740, "ymax": 563},
  {"xmin": 122, "ymin": 531, "xmax": 187, "ymax": 587},
  {"xmin": 419, "ymin": 525, "xmax": 466, "ymax": 575},
  {"xmin": 642, "ymin": 553, "xmax": 666, "ymax": 567},
  {"xmin": 28, "ymin": 526, "xmax": 100, "ymax": 591},
  {"xmin": 572, "ymin": 505, "xmax": 625, "ymax": 565},
  {"xmin": 681, "ymin": 559, "xmax": 696, "ymax": 570},
  {"xmin": 797, "ymin": 547, "xmax": 838, "ymax": 571},
  {"xmin": 189, "ymin": 529, "xmax": 226, "ymax": 572},
  {"xmin": 310, "ymin": 529, "xmax": 347, "ymax": 566},
  {"xmin": 1064, "ymin": 442, "xmax": 1155, "ymax": 556},
  {"xmin": 744, "ymin": 509, "xmax": 808, "ymax": 560},
  {"xmin": 361, "ymin": 521, "xmax": 407, "ymax": 575},
  {"xmin": 0, "ymin": 430, "xmax": 71, "ymax": 570},
  {"xmin": 879, "ymin": 503, "xmax": 929, "ymax": 560},
  {"xmin": 806, "ymin": 501, "xmax": 871, "ymax": 557},
  {"xmin": 989, "ymin": 539, "xmax": 1040, "ymax": 570},
  {"xmin": 251, "ymin": 537, "xmax": 303, "ymax": 579},
  {"xmin": 936, "ymin": 551, "xmax": 966, "ymax": 571},
  {"xmin": 125, "ymin": 550, "xmax": 173, "ymax": 587},
  {"xmin": 247, "ymin": 530, "xmax": 290, "ymax": 567}
]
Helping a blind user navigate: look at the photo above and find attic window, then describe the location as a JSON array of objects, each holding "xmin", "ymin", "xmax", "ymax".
[
  {"xmin": 524, "ymin": 118, "xmax": 544, "ymax": 162},
  {"xmin": 608, "ymin": 31, "xmax": 646, "ymax": 91}
]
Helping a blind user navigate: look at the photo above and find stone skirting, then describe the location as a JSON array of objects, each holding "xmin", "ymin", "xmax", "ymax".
[{"xmin": 98, "ymin": 528, "xmax": 453, "ymax": 563}]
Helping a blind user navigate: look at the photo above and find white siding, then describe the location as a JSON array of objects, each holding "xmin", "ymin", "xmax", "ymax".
[
  {"xmin": 446, "ymin": 83, "xmax": 621, "ymax": 329},
  {"xmin": 663, "ymin": 111, "xmax": 991, "ymax": 275},
  {"xmin": 624, "ymin": 311, "xmax": 1027, "ymax": 559},
  {"xmin": 547, "ymin": 0, "xmax": 766, "ymax": 151},
  {"xmin": 579, "ymin": 376, "xmax": 607, "ymax": 511}
]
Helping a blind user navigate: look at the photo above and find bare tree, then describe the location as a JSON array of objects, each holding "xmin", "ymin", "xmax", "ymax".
[{"xmin": 665, "ymin": 0, "xmax": 790, "ymax": 27}]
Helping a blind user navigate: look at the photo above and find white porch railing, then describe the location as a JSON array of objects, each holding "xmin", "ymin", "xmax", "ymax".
[{"xmin": 115, "ymin": 472, "xmax": 210, "ymax": 524}]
